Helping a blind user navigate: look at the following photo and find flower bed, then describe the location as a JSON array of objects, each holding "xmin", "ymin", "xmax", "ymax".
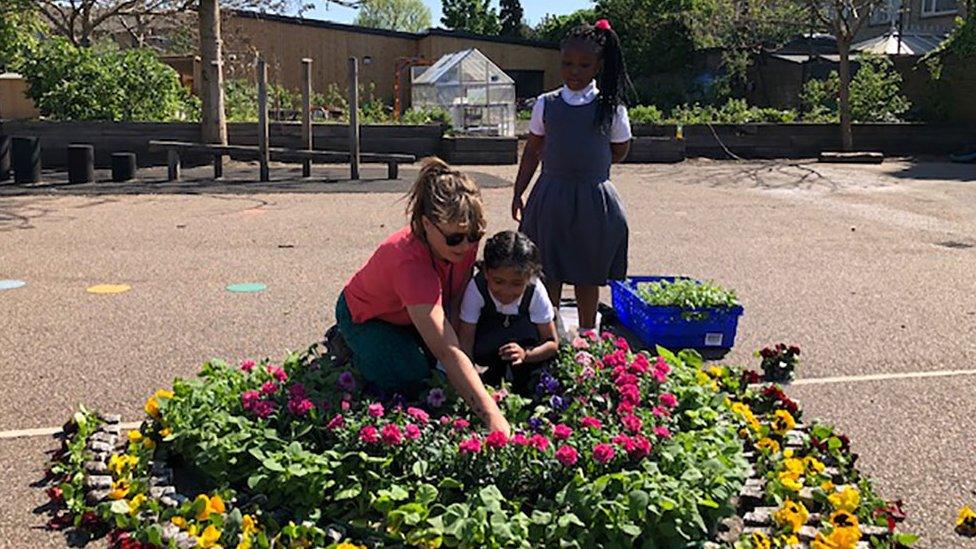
[{"xmin": 43, "ymin": 336, "xmax": 916, "ymax": 548}]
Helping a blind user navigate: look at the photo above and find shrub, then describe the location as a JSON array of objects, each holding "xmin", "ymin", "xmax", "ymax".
[
  {"xmin": 399, "ymin": 106, "xmax": 451, "ymax": 125},
  {"xmin": 800, "ymin": 54, "xmax": 911, "ymax": 123},
  {"xmin": 629, "ymin": 104, "xmax": 665, "ymax": 125}
]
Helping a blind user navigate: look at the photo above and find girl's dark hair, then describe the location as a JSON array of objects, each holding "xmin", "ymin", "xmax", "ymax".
[
  {"xmin": 482, "ymin": 230, "xmax": 542, "ymax": 278},
  {"xmin": 562, "ymin": 22, "xmax": 632, "ymax": 131}
]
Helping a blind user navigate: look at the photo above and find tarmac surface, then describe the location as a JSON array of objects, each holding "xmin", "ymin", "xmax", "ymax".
[{"xmin": 1, "ymin": 158, "xmax": 975, "ymax": 547}]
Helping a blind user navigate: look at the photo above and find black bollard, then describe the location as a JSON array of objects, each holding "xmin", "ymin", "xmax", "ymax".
[
  {"xmin": 0, "ymin": 136, "xmax": 10, "ymax": 182},
  {"xmin": 111, "ymin": 152, "xmax": 137, "ymax": 182},
  {"xmin": 67, "ymin": 144, "xmax": 95, "ymax": 184},
  {"xmin": 12, "ymin": 136, "xmax": 41, "ymax": 184}
]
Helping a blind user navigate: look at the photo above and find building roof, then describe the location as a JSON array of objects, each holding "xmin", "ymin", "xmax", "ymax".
[
  {"xmin": 231, "ymin": 10, "xmax": 560, "ymax": 50},
  {"xmin": 413, "ymin": 49, "xmax": 515, "ymax": 85},
  {"xmin": 851, "ymin": 31, "xmax": 946, "ymax": 55}
]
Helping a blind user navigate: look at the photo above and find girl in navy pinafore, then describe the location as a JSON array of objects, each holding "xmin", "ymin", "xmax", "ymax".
[{"xmin": 512, "ymin": 20, "xmax": 633, "ymax": 332}]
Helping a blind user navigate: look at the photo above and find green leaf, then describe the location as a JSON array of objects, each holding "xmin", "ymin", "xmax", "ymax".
[
  {"xmin": 531, "ymin": 510, "xmax": 552, "ymax": 525},
  {"xmin": 438, "ymin": 477, "xmax": 463, "ymax": 490},
  {"xmin": 416, "ymin": 483, "xmax": 438, "ymax": 506},
  {"xmin": 389, "ymin": 484, "xmax": 409, "ymax": 501},
  {"xmin": 110, "ymin": 500, "xmax": 130, "ymax": 514},
  {"xmin": 335, "ymin": 483, "xmax": 362, "ymax": 501},
  {"xmin": 557, "ymin": 513, "xmax": 584, "ymax": 529},
  {"xmin": 828, "ymin": 437, "xmax": 843, "ymax": 451},
  {"xmin": 247, "ymin": 474, "xmax": 266, "ymax": 489},
  {"xmin": 261, "ymin": 458, "xmax": 285, "ymax": 472},
  {"xmin": 619, "ymin": 523, "xmax": 642, "ymax": 537},
  {"xmin": 892, "ymin": 533, "xmax": 920, "ymax": 545},
  {"xmin": 412, "ymin": 459, "xmax": 429, "ymax": 477}
]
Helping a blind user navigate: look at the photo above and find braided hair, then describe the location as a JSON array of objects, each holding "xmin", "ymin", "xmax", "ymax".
[{"xmin": 562, "ymin": 21, "xmax": 631, "ymax": 132}]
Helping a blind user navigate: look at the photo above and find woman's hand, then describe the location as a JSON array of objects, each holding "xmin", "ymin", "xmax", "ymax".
[
  {"xmin": 499, "ymin": 342, "xmax": 527, "ymax": 365},
  {"xmin": 487, "ymin": 412, "xmax": 512, "ymax": 437},
  {"xmin": 511, "ymin": 195, "xmax": 524, "ymax": 222}
]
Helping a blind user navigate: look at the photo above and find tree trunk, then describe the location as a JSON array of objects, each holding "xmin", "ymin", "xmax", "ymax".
[
  {"xmin": 837, "ymin": 38, "xmax": 853, "ymax": 152},
  {"xmin": 199, "ymin": 0, "xmax": 227, "ymax": 145}
]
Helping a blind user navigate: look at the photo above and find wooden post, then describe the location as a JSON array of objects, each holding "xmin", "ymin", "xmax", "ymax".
[
  {"xmin": 167, "ymin": 149, "xmax": 181, "ymax": 181},
  {"xmin": 257, "ymin": 57, "xmax": 270, "ymax": 182},
  {"xmin": 347, "ymin": 57, "xmax": 360, "ymax": 180},
  {"xmin": 301, "ymin": 58, "xmax": 313, "ymax": 178}
]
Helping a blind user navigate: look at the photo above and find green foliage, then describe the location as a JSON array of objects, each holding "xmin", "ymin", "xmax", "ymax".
[
  {"xmin": 499, "ymin": 0, "xmax": 525, "ymax": 37},
  {"xmin": 628, "ymin": 104, "xmax": 665, "ymax": 124},
  {"xmin": 534, "ymin": 9, "xmax": 597, "ymax": 42},
  {"xmin": 800, "ymin": 55, "xmax": 911, "ymax": 122},
  {"xmin": 670, "ymin": 98, "xmax": 798, "ymax": 124},
  {"xmin": 596, "ymin": 0, "xmax": 698, "ymax": 75},
  {"xmin": 17, "ymin": 38, "xmax": 198, "ymax": 121},
  {"xmin": 354, "ymin": 0, "xmax": 433, "ymax": 33},
  {"xmin": 0, "ymin": 0, "xmax": 40, "ymax": 70},
  {"xmin": 923, "ymin": 16, "xmax": 976, "ymax": 79},
  {"xmin": 636, "ymin": 278, "xmax": 740, "ymax": 310},
  {"xmin": 441, "ymin": 0, "xmax": 501, "ymax": 34},
  {"xmin": 400, "ymin": 106, "xmax": 452, "ymax": 125}
]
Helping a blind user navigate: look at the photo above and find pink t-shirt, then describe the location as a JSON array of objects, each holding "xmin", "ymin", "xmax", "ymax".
[{"xmin": 343, "ymin": 226, "xmax": 477, "ymax": 326}]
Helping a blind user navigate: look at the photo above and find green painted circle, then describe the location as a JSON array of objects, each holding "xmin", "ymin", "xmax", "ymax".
[{"xmin": 226, "ymin": 283, "xmax": 267, "ymax": 293}]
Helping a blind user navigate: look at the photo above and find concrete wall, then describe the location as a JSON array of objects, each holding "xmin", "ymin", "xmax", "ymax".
[
  {"xmin": 418, "ymin": 35, "xmax": 562, "ymax": 92},
  {"xmin": 0, "ymin": 74, "xmax": 39, "ymax": 120}
]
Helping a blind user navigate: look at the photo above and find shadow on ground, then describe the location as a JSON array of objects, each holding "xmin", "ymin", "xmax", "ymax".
[{"xmin": 887, "ymin": 160, "xmax": 975, "ymax": 182}]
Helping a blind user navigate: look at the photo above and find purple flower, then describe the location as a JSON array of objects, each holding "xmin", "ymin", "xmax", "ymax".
[
  {"xmin": 536, "ymin": 371, "xmax": 561, "ymax": 396},
  {"xmin": 549, "ymin": 395, "xmax": 567, "ymax": 411},
  {"xmin": 288, "ymin": 383, "xmax": 307, "ymax": 399},
  {"xmin": 528, "ymin": 417, "xmax": 543, "ymax": 431},
  {"xmin": 427, "ymin": 388, "xmax": 446, "ymax": 408},
  {"xmin": 337, "ymin": 371, "xmax": 357, "ymax": 392}
]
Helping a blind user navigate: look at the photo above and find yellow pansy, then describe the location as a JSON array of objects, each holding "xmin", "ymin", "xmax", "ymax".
[
  {"xmin": 803, "ymin": 456, "xmax": 826, "ymax": 475},
  {"xmin": 755, "ymin": 438, "xmax": 780, "ymax": 454},
  {"xmin": 155, "ymin": 389, "xmax": 175, "ymax": 400},
  {"xmin": 242, "ymin": 514, "xmax": 258, "ymax": 535},
  {"xmin": 336, "ymin": 543, "xmax": 367, "ymax": 549},
  {"xmin": 707, "ymin": 366, "xmax": 725, "ymax": 378},
  {"xmin": 695, "ymin": 370, "xmax": 711, "ymax": 386},
  {"xmin": 108, "ymin": 479, "xmax": 130, "ymax": 500},
  {"xmin": 145, "ymin": 396, "xmax": 160, "ymax": 419},
  {"xmin": 828, "ymin": 487, "xmax": 860, "ymax": 513},
  {"xmin": 783, "ymin": 458, "xmax": 804, "ymax": 476},
  {"xmin": 778, "ymin": 534, "xmax": 800, "ymax": 546},
  {"xmin": 771, "ymin": 409, "xmax": 796, "ymax": 435},
  {"xmin": 171, "ymin": 516, "xmax": 188, "ymax": 529},
  {"xmin": 829, "ymin": 510, "xmax": 859, "ymax": 529},
  {"xmin": 783, "ymin": 448, "xmax": 794, "ymax": 459},
  {"xmin": 812, "ymin": 525, "xmax": 860, "ymax": 549},
  {"xmin": 194, "ymin": 494, "xmax": 226, "ymax": 520},
  {"xmin": 237, "ymin": 538, "xmax": 252, "ymax": 549},
  {"xmin": 127, "ymin": 430, "xmax": 143, "ymax": 443},
  {"xmin": 820, "ymin": 480, "xmax": 835, "ymax": 492},
  {"xmin": 187, "ymin": 524, "xmax": 198, "ymax": 536},
  {"xmin": 160, "ymin": 427, "xmax": 173, "ymax": 438},
  {"xmin": 749, "ymin": 531, "xmax": 771, "ymax": 549},
  {"xmin": 128, "ymin": 493, "xmax": 147, "ymax": 515},
  {"xmin": 956, "ymin": 505, "xmax": 976, "ymax": 536},
  {"xmin": 778, "ymin": 470, "xmax": 804, "ymax": 492},
  {"xmin": 773, "ymin": 499, "xmax": 809, "ymax": 533},
  {"xmin": 142, "ymin": 437, "xmax": 156, "ymax": 450},
  {"xmin": 197, "ymin": 524, "xmax": 221, "ymax": 548}
]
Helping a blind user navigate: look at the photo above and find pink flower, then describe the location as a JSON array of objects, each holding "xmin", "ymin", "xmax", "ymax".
[
  {"xmin": 459, "ymin": 436, "xmax": 482, "ymax": 454},
  {"xmin": 288, "ymin": 397, "xmax": 314, "ymax": 416},
  {"xmin": 579, "ymin": 366, "xmax": 595, "ymax": 380},
  {"xmin": 618, "ymin": 384, "xmax": 641, "ymax": 406},
  {"xmin": 252, "ymin": 400, "xmax": 275, "ymax": 419},
  {"xmin": 555, "ymin": 445, "xmax": 578, "ymax": 466},
  {"xmin": 630, "ymin": 435, "xmax": 653, "ymax": 458},
  {"xmin": 492, "ymin": 389, "xmax": 509, "ymax": 402},
  {"xmin": 368, "ymin": 402, "xmax": 384, "ymax": 418},
  {"xmin": 593, "ymin": 443, "xmax": 616, "ymax": 463},
  {"xmin": 581, "ymin": 328, "xmax": 598, "ymax": 341},
  {"xmin": 240, "ymin": 359, "xmax": 256, "ymax": 373},
  {"xmin": 406, "ymin": 407, "xmax": 429, "ymax": 425},
  {"xmin": 621, "ymin": 414, "xmax": 642, "ymax": 434},
  {"xmin": 453, "ymin": 418, "xmax": 470, "ymax": 431},
  {"xmin": 439, "ymin": 415, "xmax": 451, "ymax": 425},
  {"xmin": 485, "ymin": 431, "xmax": 508, "ymax": 449},
  {"xmin": 617, "ymin": 401, "xmax": 635, "ymax": 416},
  {"xmin": 629, "ymin": 354, "xmax": 650, "ymax": 374},
  {"xmin": 653, "ymin": 425, "xmax": 672, "ymax": 439},
  {"xmin": 529, "ymin": 434, "xmax": 551, "ymax": 451},
  {"xmin": 404, "ymin": 423, "xmax": 421, "ymax": 440},
  {"xmin": 267, "ymin": 365, "xmax": 287, "ymax": 382},
  {"xmin": 652, "ymin": 406, "xmax": 670, "ymax": 418},
  {"xmin": 604, "ymin": 349, "xmax": 628, "ymax": 369},
  {"xmin": 241, "ymin": 390, "xmax": 260, "ymax": 411},
  {"xmin": 602, "ymin": 331, "xmax": 615, "ymax": 340},
  {"xmin": 288, "ymin": 383, "xmax": 307, "ymax": 399},
  {"xmin": 552, "ymin": 424, "xmax": 573, "ymax": 440},
  {"xmin": 341, "ymin": 400, "xmax": 351, "ymax": 412},
  {"xmin": 653, "ymin": 357, "xmax": 671, "ymax": 382},
  {"xmin": 326, "ymin": 414, "xmax": 345, "ymax": 430},
  {"xmin": 579, "ymin": 416, "xmax": 603, "ymax": 430},
  {"xmin": 381, "ymin": 424, "xmax": 402, "ymax": 446},
  {"xmin": 614, "ymin": 337, "xmax": 629, "ymax": 351},
  {"xmin": 571, "ymin": 337, "xmax": 590, "ymax": 350},
  {"xmin": 659, "ymin": 393, "xmax": 679, "ymax": 409},
  {"xmin": 612, "ymin": 433, "xmax": 636, "ymax": 452},
  {"xmin": 359, "ymin": 425, "xmax": 380, "ymax": 444},
  {"xmin": 261, "ymin": 381, "xmax": 279, "ymax": 396},
  {"xmin": 614, "ymin": 372, "xmax": 638, "ymax": 388},
  {"xmin": 511, "ymin": 433, "xmax": 530, "ymax": 446}
]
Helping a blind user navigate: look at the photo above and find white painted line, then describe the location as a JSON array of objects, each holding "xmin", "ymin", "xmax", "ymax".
[
  {"xmin": 793, "ymin": 368, "xmax": 976, "ymax": 386},
  {"xmin": 0, "ymin": 421, "xmax": 142, "ymax": 441}
]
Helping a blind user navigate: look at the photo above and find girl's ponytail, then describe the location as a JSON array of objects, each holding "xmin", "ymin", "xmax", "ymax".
[{"xmin": 564, "ymin": 20, "xmax": 633, "ymax": 131}]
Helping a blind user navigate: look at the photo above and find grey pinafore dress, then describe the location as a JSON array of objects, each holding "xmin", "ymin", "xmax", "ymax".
[{"xmin": 519, "ymin": 91, "xmax": 629, "ymax": 285}]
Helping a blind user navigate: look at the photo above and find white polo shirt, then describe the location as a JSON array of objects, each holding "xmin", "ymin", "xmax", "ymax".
[{"xmin": 528, "ymin": 80, "xmax": 632, "ymax": 143}]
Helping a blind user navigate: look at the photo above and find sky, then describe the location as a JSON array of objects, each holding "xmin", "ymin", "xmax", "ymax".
[{"xmin": 307, "ymin": 0, "xmax": 594, "ymax": 28}]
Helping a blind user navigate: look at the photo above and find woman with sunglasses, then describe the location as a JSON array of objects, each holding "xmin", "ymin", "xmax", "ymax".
[{"xmin": 335, "ymin": 157, "xmax": 511, "ymax": 435}]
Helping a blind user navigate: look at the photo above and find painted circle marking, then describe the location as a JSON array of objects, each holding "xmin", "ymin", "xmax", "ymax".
[
  {"xmin": 226, "ymin": 283, "xmax": 267, "ymax": 293},
  {"xmin": 0, "ymin": 279, "xmax": 26, "ymax": 290},
  {"xmin": 86, "ymin": 284, "xmax": 132, "ymax": 295}
]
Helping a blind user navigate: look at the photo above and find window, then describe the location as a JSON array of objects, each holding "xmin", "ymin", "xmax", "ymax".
[
  {"xmin": 870, "ymin": 0, "xmax": 902, "ymax": 25},
  {"xmin": 922, "ymin": 0, "xmax": 958, "ymax": 16}
]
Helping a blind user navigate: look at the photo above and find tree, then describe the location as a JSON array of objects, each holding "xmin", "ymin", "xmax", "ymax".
[
  {"xmin": 499, "ymin": 0, "xmax": 523, "ymax": 37},
  {"xmin": 354, "ymin": 0, "xmax": 432, "ymax": 32},
  {"xmin": 534, "ymin": 8, "xmax": 596, "ymax": 42},
  {"xmin": 441, "ymin": 0, "xmax": 501, "ymax": 34},
  {"xmin": 594, "ymin": 0, "xmax": 698, "ymax": 75},
  {"xmin": 0, "ymin": 0, "xmax": 41, "ymax": 69},
  {"xmin": 808, "ymin": 0, "xmax": 883, "ymax": 150}
]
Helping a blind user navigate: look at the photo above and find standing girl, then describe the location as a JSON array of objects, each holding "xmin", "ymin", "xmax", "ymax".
[
  {"xmin": 336, "ymin": 157, "xmax": 510, "ymax": 435},
  {"xmin": 512, "ymin": 19, "xmax": 632, "ymax": 332}
]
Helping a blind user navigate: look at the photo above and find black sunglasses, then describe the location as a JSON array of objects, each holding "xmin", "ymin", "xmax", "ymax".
[{"xmin": 428, "ymin": 219, "xmax": 483, "ymax": 246}]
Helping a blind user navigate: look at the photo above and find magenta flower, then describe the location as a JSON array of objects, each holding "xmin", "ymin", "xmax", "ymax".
[
  {"xmin": 288, "ymin": 383, "xmax": 307, "ymax": 399},
  {"xmin": 511, "ymin": 433, "xmax": 530, "ymax": 446},
  {"xmin": 341, "ymin": 400, "xmax": 351, "ymax": 412},
  {"xmin": 240, "ymin": 359, "xmax": 256, "ymax": 373},
  {"xmin": 629, "ymin": 354, "xmax": 650, "ymax": 374},
  {"xmin": 614, "ymin": 372, "xmax": 638, "ymax": 388},
  {"xmin": 604, "ymin": 349, "xmax": 628, "ymax": 369},
  {"xmin": 579, "ymin": 416, "xmax": 603, "ymax": 430},
  {"xmin": 618, "ymin": 384, "xmax": 641, "ymax": 406},
  {"xmin": 571, "ymin": 336, "xmax": 590, "ymax": 350},
  {"xmin": 453, "ymin": 418, "xmax": 470, "ymax": 431},
  {"xmin": 621, "ymin": 414, "xmax": 642, "ymax": 434},
  {"xmin": 404, "ymin": 423, "xmax": 421, "ymax": 440},
  {"xmin": 630, "ymin": 435, "xmax": 653, "ymax": 458},
  {"xmin": 427, "ymin": 388, "xmax": 446, "ymax": 408},
  {"xmin": 458, "ymin": 435, "xmax": 482, "ymax": 454},
  {"xmin": 337, "ymin": 371, "xmax": 357, "ymax": 392},
  {"xmin": 485, "ymin": 431, "xmax": 508, "ymax": 449},
  {"xmin": 326, "ymin": 414, "xmax": 345, "ymax": 430},
  {"xmin": 261, "ymin": 381, "xmax": 279, "ymax": 396},
  {"xmin": 601, "ymin": 331, "xmax": 615, "ymax": 340},
  {"xmin": 380, "ymin": 424, "xmax": 402, "ymax": 446},
  {"xmin": 439, "ymin": 415, "xmax": 451, "ymax": 425},
  {"xmin": 617, "ymin": 401, "xmax": 635, "ymax": 416},
  {"xmin": 614, "ymin": 337, "xmax": 629, "ymax": 351},
  {"xmin": 529, "ymin": 434, "xmax": 551, "ymax": 451},
  {"xmin": 653, "ymin": 425, "xmax": 672, "ymax": 439},
  {"xmin": 593, "ymin": 443, "xmax": 616, "ymax": 464},
  {"xmin": 580, "ymin": 328, "xmax": 598, "ymax": 340},
  {"xmin": 555, "ymin": 445, "xmax": 578, "ymax": 466},
  {"xmin": 652, "ymin": 406, "xmax": 670, "ymax": 418},
  {"xmin": 241, "ymin": 390, "xmax": 260, "ymax": 411},
  {"xmin": 367, "ymin": 402, "xmax": 384, "ymax": 418},
  {"xmin": 659, "ymin": 393, "xmax": 679, "ymax": 409},
  {"xmin": 492, "ymin": 389, "xmax": 509, "ymax": 402},
  {"xmin": 288, "ymin": 398, "xmax": 314, "ymax": 416},
  {"xmin": 406, "ymin": 406, "xmax": 430, "ymax": 425},
  {"xmin": 612, "ymin": 433, "xmax": 636, "ymax": 452},
  {"xmin": 252, "ymin": 400, "xmax": 275, "ymax": 419},
  {"xmin": 359, "ymin": 425, "xmax": 380, "ymax": 444},
  {"xmin": 267, "ymin": 365, "xmax": 287, "ymax": 382},
  {"xmin": 552, "ymin": 424, "xmax": 573, "ymax": 440}
]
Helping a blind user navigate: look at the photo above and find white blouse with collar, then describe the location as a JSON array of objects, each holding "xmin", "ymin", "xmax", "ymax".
[{"xmin": 528, "ymin": 80, "xmax": 632, "ymax": 143}]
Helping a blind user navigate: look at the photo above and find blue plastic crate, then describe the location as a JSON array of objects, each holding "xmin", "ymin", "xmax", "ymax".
[{"xmin": 610, "ymin": 276, "xmax": 744, "ymax": 350}]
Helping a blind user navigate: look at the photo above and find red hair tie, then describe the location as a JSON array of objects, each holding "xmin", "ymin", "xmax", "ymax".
[{"xmin": 595, "ymin": 19, "xmax": 612, "ymax": 31}]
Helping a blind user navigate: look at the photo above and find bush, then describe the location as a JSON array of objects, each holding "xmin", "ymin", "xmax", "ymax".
[
  {"xmin": 17, "ymin": 38, "xmax": 197, "ymax": 121},
  {"xmin": 399, "ymin": 106, "xmax": 451, "ymax": 125},
  {"xmin": 669, "ymin": 99, "xmax": 798, "ymax": 125},
  {"xmin": 629, "ymin": 104, "xmax": 665, "ymax": 125},
  {"xmin": 800, "ymin": 54, "xmax": 911, "ymax": 123}
]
